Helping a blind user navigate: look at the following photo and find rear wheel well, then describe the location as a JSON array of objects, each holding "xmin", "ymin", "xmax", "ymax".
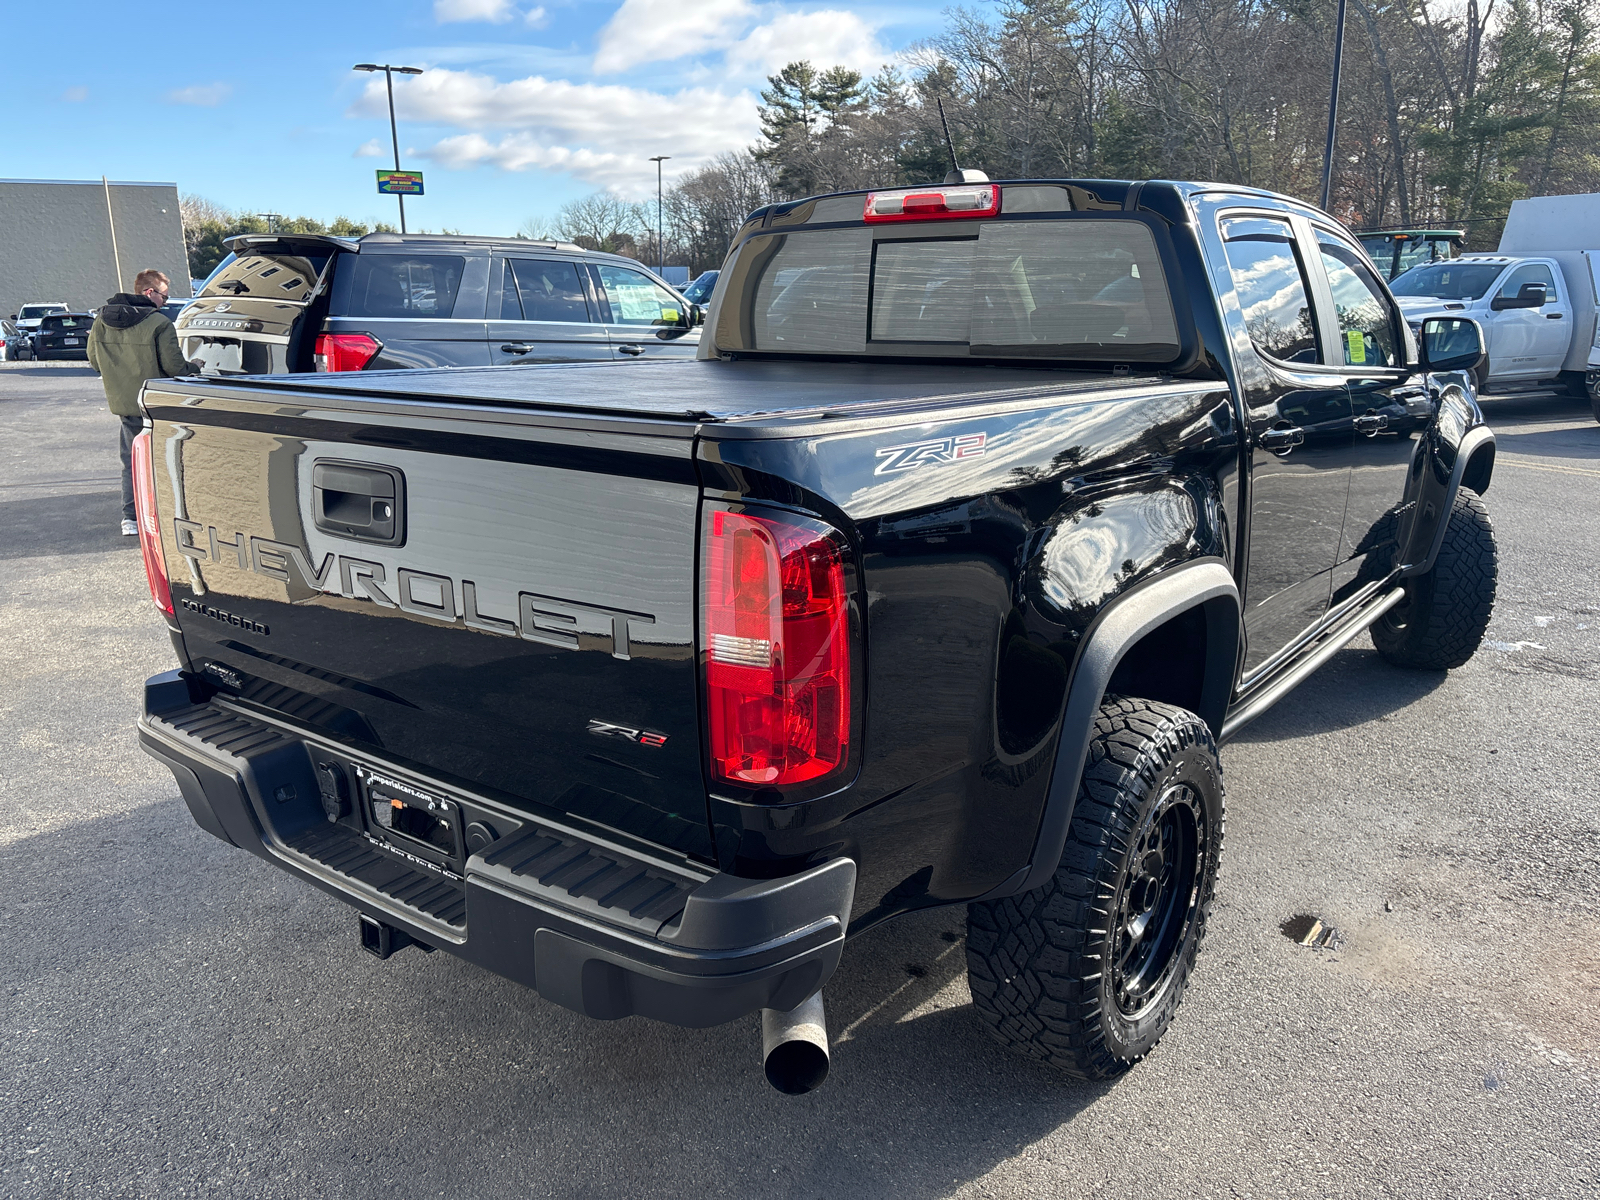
[{"xmin": 1104, "ymin": 604, "xmax": 1214, "ymax": 727}]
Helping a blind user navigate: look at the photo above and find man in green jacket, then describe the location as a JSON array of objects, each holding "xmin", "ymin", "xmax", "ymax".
[{"xmin": 87, "ymin": 269, "xmax": 193, "ymax": 535}]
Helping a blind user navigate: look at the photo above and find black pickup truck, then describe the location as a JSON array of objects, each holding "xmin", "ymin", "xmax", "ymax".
[{"xmin": 131, "ymin": 177, "xmax": 1498, "ymax": 1094}]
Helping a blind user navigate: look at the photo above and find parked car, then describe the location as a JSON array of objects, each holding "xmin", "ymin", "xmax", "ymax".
[
  {"xmin": 12, "ymin": 302, "xmax": 68, "ymax": 333},
  {"xmin": 132, "ymin": 175, "xmax": 1496, "ymax": 1094},
  {"xmin": 9, "ymin": 302, "xmax": 70, "ymax": 358},
  {"xmin": 31, "ymin": 312, "xmax": 94, "ymax": 360},
  {"xmin": 175, "ymin": 233, "xmax": 701, "ymax": 375},
  {"xmin": 1391, "ymin": 254, "xmax": 1592, "ymax": 397},
  {"xmin": 1357, "ymin": 229, "xmax": 1463, "ymax": 280},
  {"xmin": 680, "ymin": 270, "xmax": 720, "ymax": 305},
  {"xmin": 1, "ymin": 318, "xmax": 22, "ymax": 360}
]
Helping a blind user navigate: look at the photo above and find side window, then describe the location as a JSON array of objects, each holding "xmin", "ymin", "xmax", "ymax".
[
  {"xmin": 1220, "ymin": 216, "xmax": 1321, "ymax": 364},
  {"xmin": 508, "ymin": 259, "xmax": 591, "ymax": 322},
  {"xmin": 344, "ymin": 255, "xmax": 464, "ymax": 318},
  {"xmin": 1498, "ymin": 263, "xmax": 1556, "ymax": 303},
  {"xmin": 595, "ymin": 264, "xmax": 683, "ymax": 326},
  {"xmin": 1316, "ymin": 233, "xmax": 1401, "ymax": 368},
  {"xmin": 495, "ymin": 260, "xmax": 522, "ymax": 319}
]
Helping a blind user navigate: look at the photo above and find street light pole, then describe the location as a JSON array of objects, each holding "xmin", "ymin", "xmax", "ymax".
[
  {"xmin": 649, "ymin": 155, "xmax": 670, "ymax": 277},
  {"xmin": 354, "ymin": 63, "xmax": 425, "ymax": 234},
  {"xmin": 1318, "ymin": 0, "xmax": 1349, "ymax": 213}
]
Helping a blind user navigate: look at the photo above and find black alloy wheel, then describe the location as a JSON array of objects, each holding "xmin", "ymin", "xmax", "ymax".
[{"xmin": 1110, "ymin": 782, "xmax": 1205, "ymax": 1019}]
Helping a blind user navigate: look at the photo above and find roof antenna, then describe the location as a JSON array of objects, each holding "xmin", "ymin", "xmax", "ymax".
[{"xmin": 937, "ymin": 98, "xmax": 987, "ymax": 185}]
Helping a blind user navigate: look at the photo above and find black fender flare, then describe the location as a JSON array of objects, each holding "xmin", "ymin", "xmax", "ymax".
[
  {"xmin": 1402, "ymin": 423, "xmax": 1495, "ymax": 577},
  {"xmin": 986, "ymin": 558, "xmax": 1240, "ymax": 898}
]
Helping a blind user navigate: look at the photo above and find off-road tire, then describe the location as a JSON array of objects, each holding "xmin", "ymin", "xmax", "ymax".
[
  {"xmin": 1371, "ymin": 490, "xmax": 1497, "ymax": 670},
  {"xmin": 966, "ymin": 697, "xmax": 1224, "ymax": 1081}
]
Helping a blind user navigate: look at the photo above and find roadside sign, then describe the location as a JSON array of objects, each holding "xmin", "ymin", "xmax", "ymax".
[{"xmin": 376, "ymin": 171, "xmax": 424, "ymax": 196}]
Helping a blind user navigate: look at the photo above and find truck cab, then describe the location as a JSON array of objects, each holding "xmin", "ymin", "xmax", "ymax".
[
  {"xmin": 1391, "ymin": 254, "xmax": 1586, "ymax": 391},
  {"xmin": 1358, "ymin": 228, "xmax": 1463, "ymax": 280}
]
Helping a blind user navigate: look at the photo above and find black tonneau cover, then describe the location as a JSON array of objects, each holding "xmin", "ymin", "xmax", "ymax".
[{"xmin": 192, "ymin": 359, "xmax": 1159, "ymax": 423}]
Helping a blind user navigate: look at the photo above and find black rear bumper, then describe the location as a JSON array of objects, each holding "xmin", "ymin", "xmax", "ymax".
[{"xmin": 137, "ymin": 670, "xmax": 853, "ymax": 1028}]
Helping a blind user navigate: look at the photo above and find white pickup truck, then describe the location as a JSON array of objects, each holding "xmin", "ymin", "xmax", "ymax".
[{"xmin": 1388, "ymin": 193, "xmax": 1600, "ymax": 421}]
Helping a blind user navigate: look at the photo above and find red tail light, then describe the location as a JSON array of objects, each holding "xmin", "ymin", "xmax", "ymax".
[
  {"xmin": 130, "ymin": 429, "xmax": 173, "ymax": 617},
  {"xmin": 864, "ymin": 183, "xmax": 1001, "ymax": 223},
  {"xmin": 701, "ymin": 506, "xmax": 854, "ymax": 789},
  {"xmin": 314, "ymin": 332, "xmax": 381, "ymax": 372}
]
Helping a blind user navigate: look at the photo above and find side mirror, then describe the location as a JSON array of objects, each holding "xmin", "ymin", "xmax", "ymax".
[
  {"xmin": 1490, "ymin": 282, "xmax": 1547, "ymax": 311},
  {"xmin": 1419, "ymin": 316, "xmax": 1485, "ymax": 374},
  {"xmin": 689, "ymin": 303, "xmax": 704, "ymax": 328}
]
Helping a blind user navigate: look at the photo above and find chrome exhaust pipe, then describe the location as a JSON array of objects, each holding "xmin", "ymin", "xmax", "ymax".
[{"xmin": 761, "ymin": 991, "xmax": 829, "ymax": 1094}]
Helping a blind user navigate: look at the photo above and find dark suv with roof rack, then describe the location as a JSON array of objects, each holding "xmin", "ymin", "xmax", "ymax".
[{"xmin": 175, "ymin": 233, "xmax": 702, "ymax": 376}]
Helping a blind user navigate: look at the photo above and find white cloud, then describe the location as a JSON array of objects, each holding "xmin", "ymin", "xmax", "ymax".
[
  {"xmin": 594, "ymin": 0, "xmax": 753, "ymax": 73},
  {"xmin": 62, "ymin": 86, "xmax": 88, "ymax": 102},
  {"xmin": 167, "ymin": 82, "xmax": 232, "ymax": 107},
  {"xmin": 359, "ymin": 68, "xmax": 758, "ymax": 190},
  {"xmin": 354, "ymin": 139, "xmax": 387, "ymax": 158},
  {"xmin": 435, "ymin": 0, "xmax": 515, "ymax": 21},
  {"xmin": 726, "ymin": 11, "xmax": 891, "ymax": 78},
  {"xmin": 524, "ymin": 6, "xmax": 547, "ymax": 27}
]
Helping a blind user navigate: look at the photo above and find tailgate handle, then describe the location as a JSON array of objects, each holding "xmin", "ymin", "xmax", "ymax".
[{"xmin": 313, "ymin": 461, "xmax": 405, "ymax": 546}]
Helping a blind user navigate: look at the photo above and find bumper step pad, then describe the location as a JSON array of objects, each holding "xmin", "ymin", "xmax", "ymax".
[
  {"xmin": 284, "ymin": 823, "xmax": 467, "ymax": 927},
  {"xmin": 471, "ymin": 826, "xmax": 702, "ymax": 937}
]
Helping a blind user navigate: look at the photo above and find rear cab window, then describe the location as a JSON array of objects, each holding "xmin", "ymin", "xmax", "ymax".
[
  {"xmin": 713, "ymin": 184, "xmax": 1188, "ymax": 368},
  {"xmin": 42, "ymin": 315, "xmax": 89, "ymax": 332}
]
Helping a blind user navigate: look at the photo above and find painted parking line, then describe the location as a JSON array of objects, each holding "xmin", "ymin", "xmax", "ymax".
[{"xmin": 1496, "ymin": 455, "xmax": 1600, "ymax": 479}]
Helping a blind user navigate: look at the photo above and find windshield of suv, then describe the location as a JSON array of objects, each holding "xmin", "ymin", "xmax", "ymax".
[
  {"xmin": 19, "ymin": 305, "xmax": 66, "ymax": 320},
  {"xmin": 721, "ymin": 218, "xmax": 1180, "ymax": 362},
  {"xmin": 1389, "ymin": 262, "xmax": 1503, "ymax": 300},
  {"xmin": 200, "ymin": 252, "xmax": 328, "ymax": 301}
]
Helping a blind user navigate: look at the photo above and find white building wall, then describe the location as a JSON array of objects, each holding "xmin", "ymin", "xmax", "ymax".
[{"xmin": 0, "ymin": 179, "xmax": 189, "ymax": 317}]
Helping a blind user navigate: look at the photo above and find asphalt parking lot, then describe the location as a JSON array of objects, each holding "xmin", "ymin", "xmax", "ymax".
[{"xmin": 2, "ymin": 361, "xmax": 1596, "ymax": 1199}]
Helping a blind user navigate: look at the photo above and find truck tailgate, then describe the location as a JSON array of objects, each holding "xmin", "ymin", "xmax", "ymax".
[{"xmin": 142, "ymin": 378, "xmax": 712, "ymax": 859}]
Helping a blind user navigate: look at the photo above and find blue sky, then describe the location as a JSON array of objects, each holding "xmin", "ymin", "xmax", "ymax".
[{"xmin": 7, "ymin": 0, "xmax": 944, "ymax": 236}]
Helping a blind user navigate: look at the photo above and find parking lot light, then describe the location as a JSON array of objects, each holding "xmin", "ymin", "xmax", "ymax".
[{"xmin": 354, "ymin": 63, "xmax": 425, "ymax": 234}]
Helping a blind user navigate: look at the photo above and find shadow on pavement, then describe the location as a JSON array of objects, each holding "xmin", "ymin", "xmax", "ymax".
[
  {"xmin": 1228, "ymin": 642, "xmax": 1447, "ymax": 744},
  {"xmin": 0, "ymin": 363, "xmax": 99, "ymax": 379},
  {"xmin": 0, "ymin": 490, "xmax": 132, "ymax": 559},
  {"xmin": 1, "ymin": 799, "xmax": 1116, "ymax": 1199},
  {"xmin": 1485, "ymin": 424, "xmax": 1600, "ymax": 462}
]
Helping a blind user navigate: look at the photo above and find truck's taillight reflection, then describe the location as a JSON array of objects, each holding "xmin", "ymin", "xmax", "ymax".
[{"xmin": 130, "ymin": 429, "xmax": 173, "ymax": 617}]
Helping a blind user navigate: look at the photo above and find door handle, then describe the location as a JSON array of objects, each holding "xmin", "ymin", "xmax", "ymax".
[
  {"xmin": 1259, "ymin": 426, "xmax": 1305, "ymax": 452},
  {"xmin": 616, "ymin": 343, "xmax": 645, "ymax": 356},
  {"xmin": 1354, "ymin": 413, "xmax": 1389, "ymax": 435},
  {"xmin": 500, "ymin": 343, "xmax": 533, "ymax": 353},
  {"xmin": 1546, "ymin": 312, "xmax": 1565, "ymax": 319}
]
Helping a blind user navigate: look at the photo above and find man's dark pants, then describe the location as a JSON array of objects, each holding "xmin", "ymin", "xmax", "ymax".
[{"xmin": 119, "ymin": 415, "xmax": 143, "ymax": 522}]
